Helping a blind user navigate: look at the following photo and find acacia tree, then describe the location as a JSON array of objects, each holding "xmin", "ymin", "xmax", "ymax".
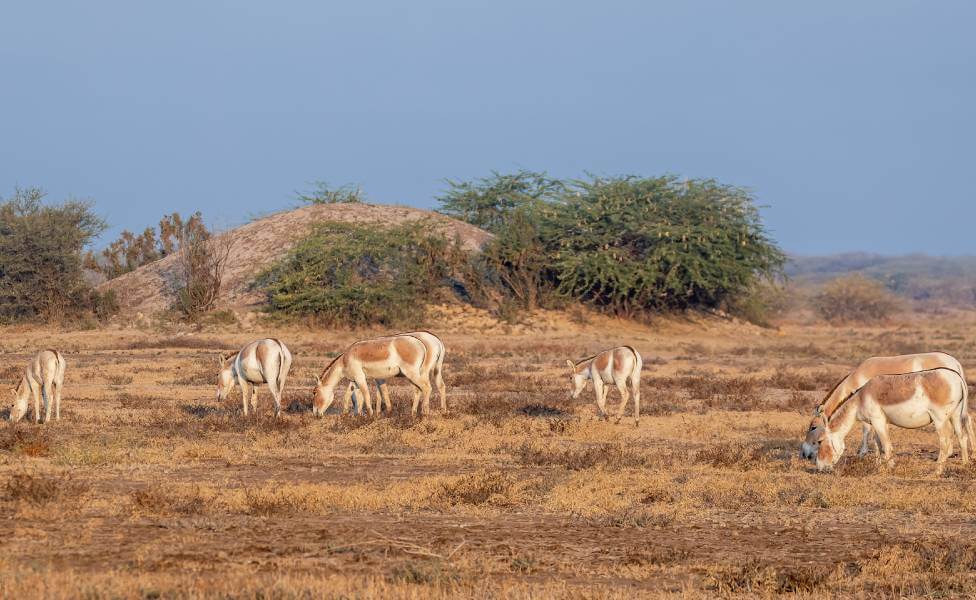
[
  {"xmin": 170, "ymin": 212, "xmax": 231, "ymax": 319},
  {"xmin": 546, "ymin": 176, "xmax": 786, "ymax": 315},
  {"xmin": 0, "ymin": 187, "xmax": 107, "ymax": 322},
  {"xmin": 438, "ymin": 170, "xmax": 563, "ymax": 234}
]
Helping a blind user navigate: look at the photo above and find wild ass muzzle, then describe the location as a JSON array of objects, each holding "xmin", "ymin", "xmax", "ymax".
[
  {"xmin": 805, "ymin": 367, "xmax": 969, "ymax": 475},
  {"xmin": 344, "ymin": 331, "xmax": 447, "ymax": 415},
  {"xmin": 567, "ymin": 346, "xmax": 643, "ymax": 426},
  {"xmin": 217, "ymin": 339, "xmax": 292, "ymax": 417},
  {"xmin": 8, "ymin": 349, "xmax": 66, "ymax": 424},
  {"xmin": 312, "ymin": 335, "xmax": 432, "ymax": 417},
  {"xmin": 801, "ymin": 352, "xmax": 970, "ymax": 460}
]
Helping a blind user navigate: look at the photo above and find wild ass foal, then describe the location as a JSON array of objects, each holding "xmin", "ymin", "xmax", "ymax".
[
  {"xmin": 313, "ymin": 335, "xmax": 432, "ymax": 417},
  {"xmin": 344, "ymin": 331, "xmax": 447, "ymax": 415},
  {"xmin": 801, "ymin": 352, "xmax": 969, "ymax": 459},
  {"xmin": 217, "ymin": 339, "xmax": 293, "ymax": 417},
  {"xmin": 8, "ymin": 350, "xmax": 66, "ymax": 424},
  {"xmin": 567, "ymin": 346, "xmax": 643, "ymax": 425},
  {"xmin": 807, "ymin": 367, "xmax": 969, "ymax": 475}
]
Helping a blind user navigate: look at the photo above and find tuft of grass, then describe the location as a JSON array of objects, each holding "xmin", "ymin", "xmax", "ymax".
[{"xmin": 6, "ymin": 471, "xmax": 88, "ymax": 505}]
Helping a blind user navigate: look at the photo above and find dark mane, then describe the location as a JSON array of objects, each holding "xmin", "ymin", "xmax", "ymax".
[{"xmin": 319, "ymin": 353, "xmax": 344, "ymax": 380}]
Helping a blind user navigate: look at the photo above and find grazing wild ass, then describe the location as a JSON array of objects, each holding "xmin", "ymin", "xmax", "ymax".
[
  {"xmin": 801, "ymin": 352, "xmax": 969, "ymax": 459},
  {"xmin": 567, "ymin": 346, "xmax": 643, "ymax": 425},
  {"xmin": 345, "ymin": 331, "xmax": 447, "ymax": 415},
  {"xmin": 805, "ymin": 367, "xmax": 969, "ymax": 475},
  {"xmin": 8, "ymin": 350, "xmax": 66, "ymax": 424},
  {"xmin": 313, "ymin": 335, "xmax": 432, "ymax": 417},
  {"xmin": 217, "ymin": 339, "xmax": 292, "ymax": 417}
]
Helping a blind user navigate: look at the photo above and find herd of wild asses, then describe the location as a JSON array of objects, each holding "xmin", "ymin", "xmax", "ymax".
[{"xmin": 5, "ymin": 332, "xmax": 971, "ymax": 475}]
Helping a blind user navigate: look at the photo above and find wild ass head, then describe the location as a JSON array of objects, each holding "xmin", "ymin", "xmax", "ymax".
[
  {"xmin": 800, "ymin": 410, "xmax": 843, "ymax": 471},
  {"xmin": 311, "ymin": 375, "xmax": 335, "ymax": 416},
  {"xmin": 800, "ymin": 406, "xmax": 826, "ymax": 460},
  {"xmin": 566, "ymin": 360, "xmax": 587, "ymax": 399},
  {"xmin": 215, "ymin": 353, "xmax": 236, "ymax": 402},
  {"xmin": 8, "ymin": 378, "xmax": 30, "ymax": 423}
]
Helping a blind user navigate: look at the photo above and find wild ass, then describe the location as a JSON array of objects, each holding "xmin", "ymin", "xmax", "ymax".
[
  {"xmin": 567, "ymin": 346, "xmax": 643, "ymax": 425},
  {"xmin": 217, "ymin": 339, "xmax": 292, "ymax": 417},
  {"xmin": 313, "ymin": 335, "xmax": 432, "ymax": 417},
  {"xmin": 801, "ymin": 352, "xmax": 969, "ymax": 459},
  {"xmin": 8, "ymin": 350, "xmax": 66, "ymax": 424},
  {"xmin": 805, "ymin": 367, "xmax": 969, "ymax": 475},
  {"xmin": 344, "ymin": 331, "xmax": 447, "ymax": 415}
]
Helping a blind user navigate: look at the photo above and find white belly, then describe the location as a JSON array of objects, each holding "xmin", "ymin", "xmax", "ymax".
[{"xmin": 883, "ymin": 402, "xmax": 934, "ymax": 429}]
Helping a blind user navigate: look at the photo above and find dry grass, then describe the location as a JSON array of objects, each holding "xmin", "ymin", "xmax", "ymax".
[{"xmin": 1, "ymin": 315, "xmax": 975, "ymax": 597}]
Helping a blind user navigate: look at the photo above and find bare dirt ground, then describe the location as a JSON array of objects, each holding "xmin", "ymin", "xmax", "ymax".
[{"xmin": 2, "ymin": 311, "xmax": 976, "ymax": 598}]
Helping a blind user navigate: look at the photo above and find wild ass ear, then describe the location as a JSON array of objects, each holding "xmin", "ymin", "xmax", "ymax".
[{"xmin": 565, "ymin": 359, "xmax": 575, "ymax": 370}]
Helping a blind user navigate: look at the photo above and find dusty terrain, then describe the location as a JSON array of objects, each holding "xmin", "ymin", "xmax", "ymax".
[{"xmin": 2, "ymin": 311, "xmax": 976, "ymax": 598}]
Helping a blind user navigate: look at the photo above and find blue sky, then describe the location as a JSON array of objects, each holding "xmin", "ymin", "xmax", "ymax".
[{"xmin": 1, "ymin": 1, "xmax": 973, "ymax": 255}]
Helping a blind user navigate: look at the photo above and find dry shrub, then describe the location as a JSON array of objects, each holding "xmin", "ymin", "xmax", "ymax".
[
  {"xmin": 117, "ymin": 393, "xmax": 158, "ymax": 410},
  {"xmin": 812, "ymin": 274, "xmax": 900, "ymax": 324},
  {"xmin": 243, "ymin": 486, "xmax": 312, "ymax": 516},
  {"xmin": 131, "ymin": 486, "xmax": 212, "ymax": 514},
  {"xmin": 514, "ymin": 442, "xmax": 655, "ymax": 470},
  {"xmin": 0, "ymin": 364, "xmax": 21, "ymax": 382},
  {"xmin": 169, "ymin": 365, "xmax": 214, "ymax": 386},
  {"xmin": 387, "ymin": 561, "xmax": 460, "ymax": 587},
  {"xmin": 0, "ymin": 427, "xmax": 54, "ymax": 457},
  {"xmin": 707, "ymin": 559, "xmax": 832, "ymax": 595},
  {"xmin": 436, "ymin": 471, "xmax": 519, "ymax": 506},
  {"xmin": 6, "ymin": 471, "xmax": 88, "ymax": 505},
  {"xmin": 590, "ymin": 506, "xmax": 678, "ymax": 530},
  {"xmin": 106, "ymin": 373, "xmax": 133, "ymax": 386},
  {"xmin": 766, "ymin": 369, "xmax": 840, "ymax": 392},
  {"xmin": 694, "ymin": 442, "xmax": 770, "ymax": 470}
]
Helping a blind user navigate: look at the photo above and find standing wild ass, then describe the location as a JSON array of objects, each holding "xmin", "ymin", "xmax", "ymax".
[
  {"xmin": 805, "ymin": 367, "xmax": 969, "ymax": 475},
  {"xmin": 801, "ymin": 352, "xmax": 969, "ymax": 459},
  {"xmin": 217, "ymin": 339, "xmax": 292, "ymax": 417},
  {"xmin": 313, "ymin": 335, "xmax": 432, "ymax": 417},
  {"xmin": 567, "ymin": 346, "xmax": 643, "ymax": 425},
  {"xmin": 345, "ymin": 331, "xmax": 447, "ymax": 415},
  {"xmin": 8, "ymin": 350, "xmax": 66, "ymax": 424}
]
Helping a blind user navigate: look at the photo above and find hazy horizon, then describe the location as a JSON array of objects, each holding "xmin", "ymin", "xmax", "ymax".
[{"xmin": 2, "ymin": 2, "xmax": 973, "ymax": 255}]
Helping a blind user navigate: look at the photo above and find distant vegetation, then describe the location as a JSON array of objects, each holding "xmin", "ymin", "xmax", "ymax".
[
  {"xmin": 296, "ymin": 181, "xmax": 366, "ymax": 205},
  {"xmin": 257, "ymin": 171, "xmax": 787, "ymax": 326},
  {"xmin": 257, "ymin": 221, "xmax": 462, "ymax": 327},
  {"xmin": 789, "ymin": 253, "xmax": 976, "ymax": 309},
  {"xmin": 811, "ymin": 274, "xmax": 901, "ymax": 324},
  {"xmin": 441, "ymin": 171, "xmax": 786, "ymax": 318},
  {"xmin": 0, "ymin": 187, "xmax": 115, "ymax": 324}
]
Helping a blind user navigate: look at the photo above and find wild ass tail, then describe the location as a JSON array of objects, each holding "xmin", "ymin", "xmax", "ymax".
[{"xmin": 273, "ymin": 339, "xmax": 286, "ymax": 397}]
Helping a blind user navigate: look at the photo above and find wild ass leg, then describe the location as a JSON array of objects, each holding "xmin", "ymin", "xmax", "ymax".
[
  {"xmin": 54, "ymin": 380, "xmax": 62, "ymax": 421},
  {"xmin": 239, "ymin": 378, "xmax": 251, "ymax": 417},
  {"xmin": 434, "ymin": 363, "xmax": 447, "ymax": 412},
  {"xmin": 404, "ymin": 367, "xmax": 431, "ymax": 417},
  {"xmin": 592, "ymin": 377, "xmax": 607, "ymax": 420},
  {"xmin": 631, "ymin": 375, "xmax": 640, "ymax": 427},
  {"xmin": 42, "ymin": 381, "xmax": 52, "ymax": 424},
  {"xmin": 379, "ymin": 380, "xmax": 392, "ymax": 414},
  {"xmin": 950, "ymin": 408, "xmax": 969, "ymax": 464},
  {"xmin": 31, "ymin": 381, "xmax": 41, "ymax": 424},
  {"xmin": 352, "ymin": 372, "xmax": 374, "ymax": 419},
  {"xmin": 934, "ymin": 417, "xmax": 953, "ymax": 476},
  {"xmin": 613, "ymin": 378, "xmax": 629, "ymax": 424},
  {"xmin": 250, "ymin": 387, "xmax": 259, "ymax": 415},
  {"xmin": 267, "ymin": 381, "xmax": 282, "ymax": 418},
  {"xmin": 869, "ymin": 416, "xmax": 894, "ymax": 469},
  {"xmin": 857, "ymin": 424, "xmax": 874, "ymax": 457}
]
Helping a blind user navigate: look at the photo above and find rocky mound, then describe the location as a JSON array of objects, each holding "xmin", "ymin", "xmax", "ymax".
[{"xmin": 100, "ymin": 203, "xmax": 492, "ymax": 317}]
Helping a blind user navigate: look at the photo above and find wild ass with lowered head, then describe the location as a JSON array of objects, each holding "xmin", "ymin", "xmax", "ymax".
[
  {"xmin": 217, "ymin": 339, "xmax": 292, "ymax": 417},
  {"xmin": 313, "ymin": 335, "xmax": 432, "ymax": 417},
  {"xmin": 805, "ymin": 367, "xmax": 969, "ymax": 475},
  {"xmin": 801, "ymin": 352, "xmax": 969, "ymax": 459},
  {"xmin": 567, "ymin": 346, "xmax": 643, "ymax": 425},
  {"xmin": 344, "ymin": 331, "xmax": 447, "ymax": 415},
  {"xmin": 8, "ymin": 350, "xmax": 66, "ymax": 424}
]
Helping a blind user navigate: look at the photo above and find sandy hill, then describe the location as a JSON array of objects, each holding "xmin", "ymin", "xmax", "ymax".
[{"xmin": 100, "ymin": 203, "xmax": 493, "ymax": 318}]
